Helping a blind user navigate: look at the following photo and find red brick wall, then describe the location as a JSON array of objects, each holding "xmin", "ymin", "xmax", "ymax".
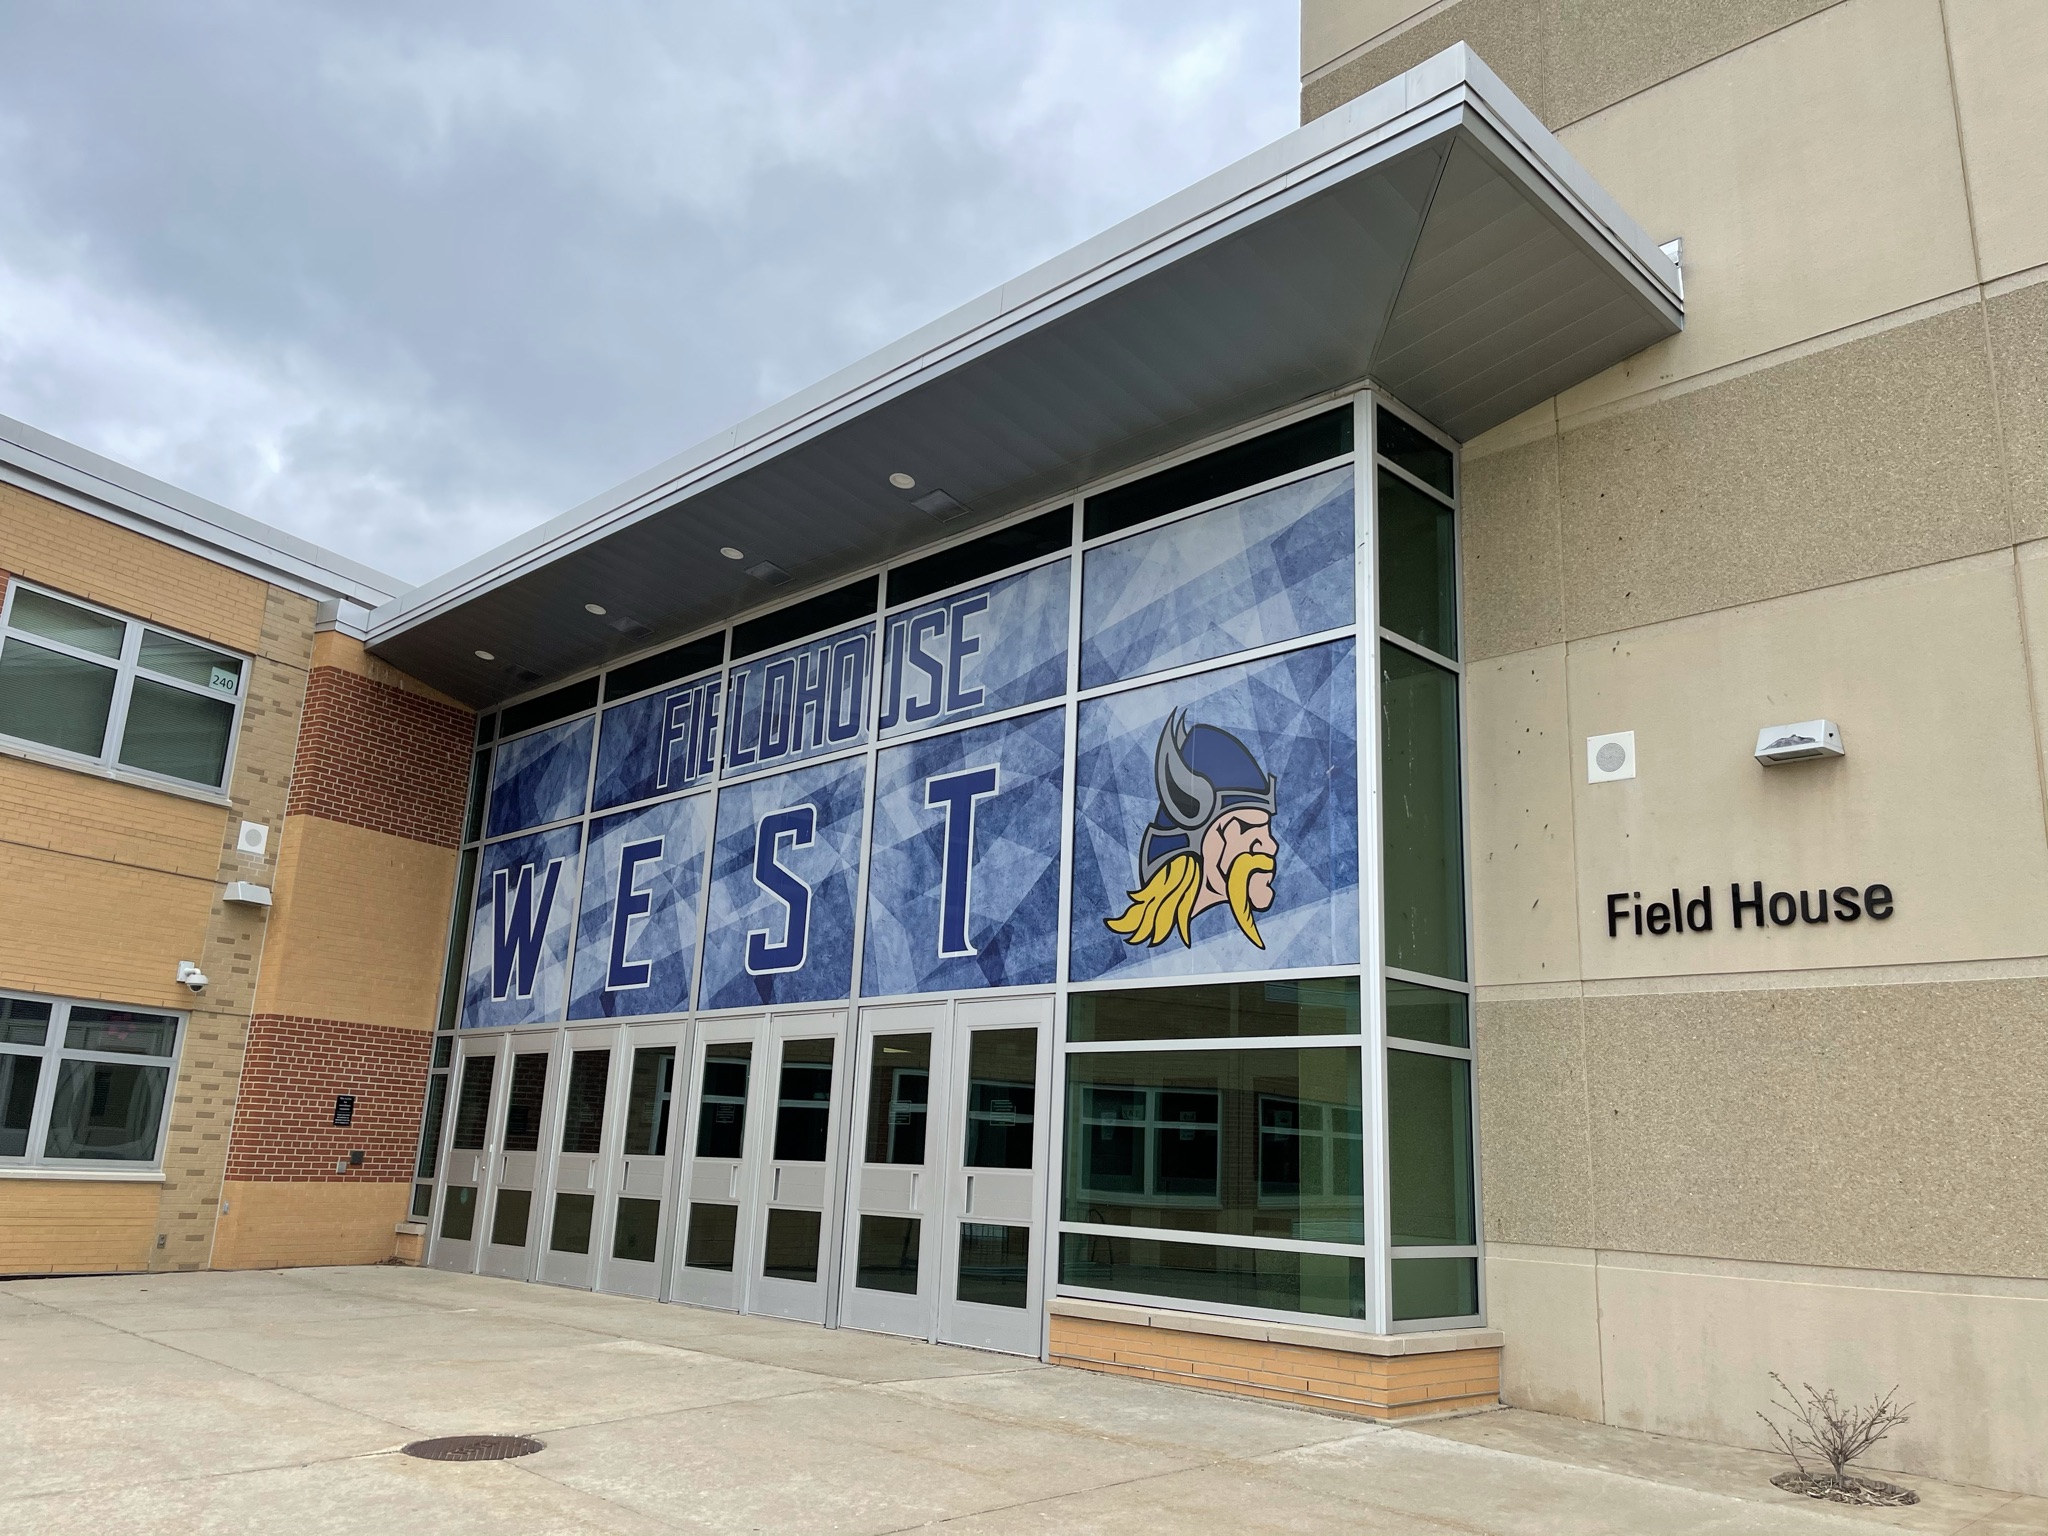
[
  {"xmin": 285, "ymin": 666, "xmax": 472, "ymax": 847},
  {"xmin": 226, "ymin": 1014, "xmax": 434, "ymax": 1183}
]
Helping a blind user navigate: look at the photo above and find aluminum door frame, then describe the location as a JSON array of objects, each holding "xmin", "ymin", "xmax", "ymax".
[
  {"xmin": 669, "ymin": 1011, "xmax": 767, "ymax": 1310},
  {"xmin": 534, "ymin": 1021, "xmax": 625, "ymax": 1289},
  {"xmin": 934, "ymin": 993, "xmax": 1054, "ymax": 1355},
  {"xmin": 593, "ymin": 1018, "xmax": 689, "ymax": 1299},
  {"xmin": 478, "ymin": 1028, "xmax": 564, "ymax": 1281},
  {"xmin": 836, "ymin": 1000, "xmax": 951, "ymax": 1340},
  {"xmin": 430, "ymin": 1031, "xmax": 508, "ymax": 1273},
  {"xmin": 742, "ymin": 1007, "xmax": 852, "ymax": 1326}
]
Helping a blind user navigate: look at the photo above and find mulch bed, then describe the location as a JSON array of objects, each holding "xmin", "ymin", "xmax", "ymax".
[{"xmin": 1772, "ymin": 1471, "xmax": 1919, "ymax": 1506}]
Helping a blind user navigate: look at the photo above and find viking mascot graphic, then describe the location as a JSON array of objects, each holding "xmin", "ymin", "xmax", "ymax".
[{"xmin": 1106, "ymin": 710, "xmax": 1278, "ymax": 949}]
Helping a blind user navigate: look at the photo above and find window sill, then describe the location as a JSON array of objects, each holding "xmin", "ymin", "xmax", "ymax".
[
  {"xmin": 0, "ymin": 1165, "xmax": 167, "ymax": 1183},
  {"xmin": 0, "ymin": 737, "xmax": 231, "ymax": 807},
  {"xmin": 1049, "ymin": 1296, "xmax": 1500, "ymax": 1355}
]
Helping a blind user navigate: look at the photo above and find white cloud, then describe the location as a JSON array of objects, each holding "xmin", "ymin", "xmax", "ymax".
[{"xmin": 0, "ymin": 2, "xmax": 1296, "ymax": 584}]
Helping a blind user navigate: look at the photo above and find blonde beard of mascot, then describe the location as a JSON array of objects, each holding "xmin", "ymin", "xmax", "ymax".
[{"xmin": 1105, "ymin": 710, "xmax": 1278, "ymax": 950}]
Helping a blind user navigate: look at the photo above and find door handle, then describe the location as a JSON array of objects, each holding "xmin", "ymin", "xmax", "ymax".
[
  {"xmin": 965, "ymin": 1174, "xmax": 974, "ymax": 1215},
  {"xmin": 772, "ymin": 1166, "xmax": 782, "ymax": 1202}
]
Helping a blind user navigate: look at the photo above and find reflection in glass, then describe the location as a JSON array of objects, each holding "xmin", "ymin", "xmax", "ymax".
[
  {"xmin": 1394, "ymin": 1256, "xmax": 1478, "ymax": 1321},
  {"xmin": 1, "ymin": 1052, "xmax": 40, "ymax": 1157},
  {"xmin": 118, "ymin": 676, "xmax": 235, "ymax": 785},
  {"xmin": 685, "ymin": 1203, "xmax": 739, "ymax": 1271},
  {"xmin": 957, "ymin": 1223, "xmax": 1029, "ymax": 1308},
  {"xmin": 0, "ymin": 638, "xmax": 117, "ymax": 757},
  {"xmin": 560, "ymin": 1050, "xmax": 610, "ymax": 1154},
  {"xmin": 1381, "ymin": 643, "xmax": 1466, "ymax": 980},
  {"xmin": 1386, "ymin": 980, "xmax": 1469, "ymax": 1048},
  {"xmin": 762, "ymin": 1207, "xmax": 822, "ymax": 1281},
  {"xmin": 440, "ymin": 1184, "xmax": 477, "ymax": 1241},
  {"xmin": 550, "ymin": 1192, "xmax": 595, "ymax": 1254},
  {"xmin": 863, "ymin": 1034, "xmax": 930, "ymax": 1165},
  {"xmin": 612, "ymin": 1196, "xmax": 661, "ymax": 1262},
  {"xmin": 856, "ymin": 1214, "xmax": 920, "ymax": 1294},
  {"xmin": 43, "ymin": 1060, "xmax": 169, "ymax": 1161},
  {"xmin": 415, "ymin": 1074, "xmax": 447, "ymax": 1180},
  {"xmin": 451, "ymin": 1055, "xmax": 495, "ymax": 1150},
  {"xmin": 1064, "ymin": 1048, "xmax": 1362, "ymax": 1242},
  {"xmin": 773, "ymin": 1039, "xmax": 834, "ymax": 1161},
  {"xmin": 437, "ymin": 850, "xmax": 478, "ymax": 1032},
  {"xmin": 1060, "ymin": 1233, "xmax": 1364, "ymax": 1320},
  {"xmin": 8, "ymin": 588, "xmax": 125, "ymax": 655},
  {"xmin": 695, "ymin": 1043, "xmax": 751, "ymax": 1157},
  {"xmin": 1068, "ymin": 977, "xmax": 1359, "ymax": 1042},
  {"xmin": 1389, "ymin": 1049, "xmax": 1475, "ymax": 1247},
  {"xmin": 502, "ymin": 1052, "xmax": 548, "ymax": 1153},
  {"xmin": 1375, "ymin": 406, "xmax": 1454, "ymax": 497},
  {"xmin": 0, "ymin": 996, "xmax": 53, "ymax": 1045},
  {"xmin": 964, "ymin": 1029, "xmax": 1035, "ymax": 1170},
  {"xmin": 624, "ymin": 1047, "xmax": 676, "ymax": 1156},
  {"xmin": 1376, "ymin": 469, "xmax": 1457, "ymax": 660},
  {"xmin": 490, "ymin": 1187, "xmax": 532, "ymax": 1247},
  {"xmin": 137, "ymin": 630, "xmax": 241, "ymax": 691},
  {"xmin": 65, "ymin": 1010, "xmax": 178, "ymax": 1056}
]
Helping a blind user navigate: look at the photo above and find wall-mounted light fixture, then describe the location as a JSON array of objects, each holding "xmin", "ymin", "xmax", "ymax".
[{"xmin": 1755, "ymin": 719, "xmax": 1844, "ymax": 765}]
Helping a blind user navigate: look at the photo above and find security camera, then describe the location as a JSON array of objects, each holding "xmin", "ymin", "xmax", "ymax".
[{"xmin": 176, "ymin": 961, "xmax": 209, "ymax": 994}]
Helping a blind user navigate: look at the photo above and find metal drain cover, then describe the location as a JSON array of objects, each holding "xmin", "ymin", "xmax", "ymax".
[{"xmin": 402, "ymin": 1434, "xmax": 544, "ymax": 1462}]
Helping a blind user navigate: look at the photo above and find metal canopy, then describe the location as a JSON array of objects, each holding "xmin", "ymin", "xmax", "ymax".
[{"xmin": 369, "ymin": 46, "xmax": 1680, "ymax": 706}]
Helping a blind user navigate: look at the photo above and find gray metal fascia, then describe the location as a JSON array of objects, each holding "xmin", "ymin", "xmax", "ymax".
[
  {"xmin": 0, "ymin": 412, "xmax": 407, "ymax": 607},
  {"xmin": 366, "ymin": 43, "xmax": 1680, "ymax": 649}
]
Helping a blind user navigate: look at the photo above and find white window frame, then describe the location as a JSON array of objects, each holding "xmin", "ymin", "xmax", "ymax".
[
  {"xmin": 0, "ymin": 990, "xmax": 185, "ymax": 1178},
  {"xmin": 0, "ymin": 578, "xmax": 251, "ymax": 797}
]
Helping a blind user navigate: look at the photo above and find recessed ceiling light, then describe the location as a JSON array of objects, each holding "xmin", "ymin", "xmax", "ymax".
[
  {"xmin": 889, "ymin": 472, "xmax": 916, "ymax": 490},
  {"xmin": 474, "ymin": 649, "xmax": 495, "ymax": 661},
  {"xmin": 584, "ymin": 603, "xmax": 607, "ymax": 615},
  {"xmin": 720, "ymin": 546, "xmax": 745, "ymax": 560}
]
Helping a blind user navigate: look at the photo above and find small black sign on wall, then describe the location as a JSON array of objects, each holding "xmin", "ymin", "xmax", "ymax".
[{"xmin": 332, "ymin": 1094, "xmax": 356, "ymax": 1128}]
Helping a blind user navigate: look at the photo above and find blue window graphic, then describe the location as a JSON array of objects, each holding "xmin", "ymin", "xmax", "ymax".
[
  {"xmin": 605, "ymin": 838, "xmax": 665, "ymax": 990},
  {"xmin": 746, "ymin": 805, "xmax": 817, "ymax": 975},
  {"xmin": 924, "ymin": 766, "xmax": 1000, "ymax": 958},
  {"xmin": 491, "ymin": 859, "xmax": 566, "ymax": 1000}
]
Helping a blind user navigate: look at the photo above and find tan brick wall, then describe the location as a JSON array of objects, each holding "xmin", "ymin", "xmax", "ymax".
[
  {"xmin": 0, "ymin": 1180, "xmax": 159, "ymax": 1275},
  {"xmin": 210, "ymin": 1179, "xmax": 412, "ymax": 1269},
  {"xmin": 0, "ymin": 481, "xmax": 275, "ymax": 656},
  {"xmin": 1048, "ymin": 1314, "xmax": 1501, "ymax": 1420},
  {"xmin": 252, "ymin": 816, "xmax": 461, "ymax": 1030},
  {"xmin": 152, "ymin": 583, "xmax": 318, "ymax": 1272}
]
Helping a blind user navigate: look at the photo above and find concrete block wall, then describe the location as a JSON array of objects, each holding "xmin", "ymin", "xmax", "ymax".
[{"xmin": 1304, "ymin": 0, "xmax": 2048, "ymax": 1495}]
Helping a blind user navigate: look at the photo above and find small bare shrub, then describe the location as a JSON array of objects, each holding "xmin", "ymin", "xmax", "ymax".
[{"xmin": 1756, "ymin": 1372, "xmax": 1917, "ymax": 1506}]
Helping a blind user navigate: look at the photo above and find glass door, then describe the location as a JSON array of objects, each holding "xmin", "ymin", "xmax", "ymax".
[
  {"xmin": 595, "ymin": 1020, "xmax": 684, "ymax": 1298},
  {"xmin": 935, "ymin": 996, "xmax": 1050, "ymax": 1355},
  {"xmin": 672, "ymin": 1015, "xmax": 764, "ymax": 1310},
  {"xmin": 536, "ymin": 1028, "xmax": 614, "ymax": 1288},
  {"xmin": 479, "ymin": 1033, "xmax": 557, "ymax": 1279},
  {"xmin": 838, "ymin": 1002, "xmax": 946, "ymax": 1339},
  {"xmin": 744, "ymin": 1010, "xmax": 848, "ymax": 1325},
  {"xmin": 432, "ymin": 1035, "xmax": 502, "ymax": 1272}
]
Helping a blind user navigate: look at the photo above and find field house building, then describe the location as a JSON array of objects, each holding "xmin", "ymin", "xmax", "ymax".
[{"xmin": 2, "ymin": 2, "xmax": 2044, "ymax": 1494}]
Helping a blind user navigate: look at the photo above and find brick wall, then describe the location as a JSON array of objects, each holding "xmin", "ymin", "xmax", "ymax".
[
  {"xmin": 286, "ymin": 665, "xmax": 472, "ymax": 846},
  {"xmin": 226, "ymin": 1013, "xmax": 434, "ymax": 1183}
]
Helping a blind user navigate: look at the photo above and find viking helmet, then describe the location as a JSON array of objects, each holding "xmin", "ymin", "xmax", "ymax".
[{"xmin": 1138, "ymin": 710, "xmax": 1277, "ymax": 882}]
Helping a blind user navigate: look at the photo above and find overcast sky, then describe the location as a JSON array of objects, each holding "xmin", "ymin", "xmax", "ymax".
[{"xmin": 0, "ymin": 3, "xmax": 1297, "ymax": 586}]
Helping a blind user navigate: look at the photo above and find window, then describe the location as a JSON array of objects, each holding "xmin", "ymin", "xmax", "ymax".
[
  {"xmin": 0, "ymin": 993, "xmax": 182, "ymax": 1170},
  {"xmin": 0, "ymin": 582, "xmax": 248, "ymax": 791}
]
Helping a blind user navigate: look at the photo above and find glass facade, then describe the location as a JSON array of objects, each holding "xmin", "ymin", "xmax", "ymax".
[{"xmin": 423, "ymin": 391, "xmax": 1476, "ymax": 1332}]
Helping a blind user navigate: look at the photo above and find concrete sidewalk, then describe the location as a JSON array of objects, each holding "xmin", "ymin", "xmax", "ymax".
[{"xmin": 0, "ymin": 1267, "xmax": 2039, "ymax": 1535}]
